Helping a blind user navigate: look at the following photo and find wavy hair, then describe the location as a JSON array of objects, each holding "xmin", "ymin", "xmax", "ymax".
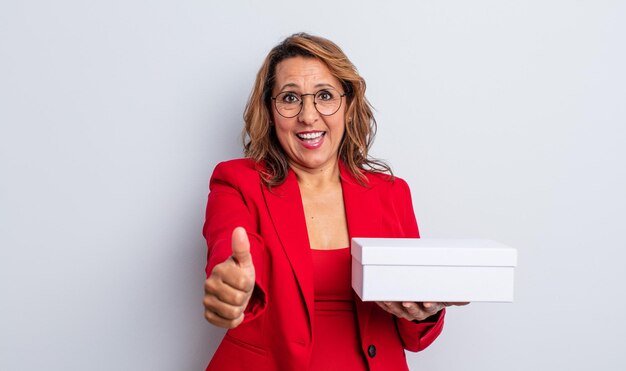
[{"xmin": 243, "ymin": 32, "xmax": 392, "ymax": 187}]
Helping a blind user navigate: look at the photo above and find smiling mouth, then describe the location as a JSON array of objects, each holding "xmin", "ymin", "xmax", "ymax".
[
  {"xmin": 295, "ymin": 131, "xmax": 326, "ymax": 149},
  {"xmin": 296, "ymin": 131, "xmax": 325, "ymax": 141}
]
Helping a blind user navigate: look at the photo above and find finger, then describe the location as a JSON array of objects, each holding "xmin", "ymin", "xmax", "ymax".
[
  {"xmin": 203, "ymin": 294, "xmax": 246, "ymax": 321},
  {"xmin": 376, "ymin": 301, "xmax": 397, "ymax": 314},
  {"xmin": 216, "ymin": 261, "xmax": 255, "ymax": 292},
  {"xmin": 403, "ymin": 302, "xmax": 437, "ymax": 321},
  {"xmin": 205, "ymin": 278, "xmax": 250, "ymax": 306},
  {"xmin": 378, "ymin": 301, "xmax": 411, "ymax": 320},
  {"xmin": 231, "ymin": 227, "xmax": 252, "ymax": 268},
  {"xmin": 422, "ymin": 302, "xmax": 445, "ymax": 315},
  {"xmin": 391, "ymin": 302, "xmax": 412, "ymax": 319},
  {"xmin": 401, "ymin": 302, "xmax": 422, "ymax": 317},
  {"xmin": 209, "ymin": 254, "xmax": 255, "ymax": 292},
  {"xmin": 204, "ymin": 307, "xmax": 245, "ymax": 329}
]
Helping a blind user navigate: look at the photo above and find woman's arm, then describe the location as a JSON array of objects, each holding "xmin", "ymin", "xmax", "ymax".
[{"xmin": 202, "ymin": 161, "xmax": 268, "ymax": 327}]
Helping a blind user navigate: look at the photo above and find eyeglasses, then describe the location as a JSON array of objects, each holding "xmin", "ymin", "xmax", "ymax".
[{"xmin": 271, "ymin": 87, "xmax": 347, "ymax": 118}]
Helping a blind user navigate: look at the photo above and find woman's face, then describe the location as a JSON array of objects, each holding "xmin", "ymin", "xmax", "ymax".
[{"xmin": 271, "ymin": 56, "xmax": 346, "ymax": 173}]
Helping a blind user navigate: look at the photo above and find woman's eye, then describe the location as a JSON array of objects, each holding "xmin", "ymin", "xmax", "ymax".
[
  {"xmin": 317, "ymin": 90, "xmax": 333, "ymax": 101},
  {"xmin": 282, "ymin": 93, "xmax": 300, "ymax": 104}
]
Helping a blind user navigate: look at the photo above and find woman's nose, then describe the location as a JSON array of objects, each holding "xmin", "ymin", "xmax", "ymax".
[{"xmin": 298, "ymin": 95, "xmax": 319, "ymax": 124}]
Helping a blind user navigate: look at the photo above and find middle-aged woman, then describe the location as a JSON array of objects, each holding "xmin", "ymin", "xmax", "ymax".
[{"xmin": 202, "ymin": 33, "xmax": 467, "ymax": 370}]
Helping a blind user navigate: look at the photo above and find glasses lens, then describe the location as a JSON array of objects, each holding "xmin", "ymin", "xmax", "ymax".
[
  {"xmin": 273, "ymin": 88, "xmax": 343, "ymax": 118},
  {"xmin": 314, "ymin": 88, "xmax": 342, "ymax": 116},
  {"xmin": 275, "ymin": 92, "xmax": 301, "ymax": 118}
]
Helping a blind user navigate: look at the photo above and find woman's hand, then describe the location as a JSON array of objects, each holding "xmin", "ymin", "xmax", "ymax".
[
  {"xmin": 375, "ymin": 301, "xmax": 470, "ymax": 322},
  {"xmin": 203, "ymin": 227, "xmax": 256, "ymax": 329}
]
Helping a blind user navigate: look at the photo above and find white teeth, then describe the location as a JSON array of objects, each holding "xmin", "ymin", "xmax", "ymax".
[{"xmin": 297, "ymin": 132, "xmax": 324, "ymax": 140}]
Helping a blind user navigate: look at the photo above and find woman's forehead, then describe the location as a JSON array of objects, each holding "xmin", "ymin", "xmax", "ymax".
[{"xmin": 274, "ymin": 57, "xmax": 340, "ymax": 90}]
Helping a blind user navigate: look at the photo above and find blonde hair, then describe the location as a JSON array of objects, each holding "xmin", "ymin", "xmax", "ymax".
[{"xmin": 243, "ymin": 32, "xmax": 392, "ymax": 187}]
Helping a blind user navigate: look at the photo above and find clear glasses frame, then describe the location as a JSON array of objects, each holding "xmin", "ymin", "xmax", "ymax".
[{"xmin": 271, "ymin": 88, "xmax": 347, "ymax": 118}]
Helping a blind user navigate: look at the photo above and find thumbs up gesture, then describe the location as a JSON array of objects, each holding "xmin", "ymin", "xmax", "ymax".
[{"xmin": 204, "ymin": 227, "xmax": 256, "ymax": 329}]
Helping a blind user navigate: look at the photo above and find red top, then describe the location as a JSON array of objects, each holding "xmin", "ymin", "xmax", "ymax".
[{"xmin": 310, "ymin": 248, "xmax": 367, "ymax": 370}]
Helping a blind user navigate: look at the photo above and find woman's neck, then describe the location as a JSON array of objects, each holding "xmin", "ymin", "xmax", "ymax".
[{"xmin": 289, "ymin": 159, "xmax": 341, "ymax": 190}]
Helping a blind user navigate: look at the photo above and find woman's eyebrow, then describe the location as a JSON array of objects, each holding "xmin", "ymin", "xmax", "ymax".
[
  {"xmin": 278, "ymin": 83, "xmax": 300, "ymax": 91},
  {"xmin": 314, "ymin": 83, "xmax": 335, "ymax": 89},
  {"xmin": 277, "ymin": 82, "xmax": 336, "ymax": 92}
]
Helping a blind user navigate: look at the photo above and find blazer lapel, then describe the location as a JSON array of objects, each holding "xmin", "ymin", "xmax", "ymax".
[
  {"xmin": 340, "ymin": 163, "xmax": 382, "ymax": 239},
  {"xmin": 260, "ymin": 163, "xmax": 385, "ymax": 343},
  {"xmin": 261, "ymin": 170, "xmax": 315, "ymax": 338},
  {"xmin": 339, "ymin": 163, "xmax": 383, "ymax": 339}
]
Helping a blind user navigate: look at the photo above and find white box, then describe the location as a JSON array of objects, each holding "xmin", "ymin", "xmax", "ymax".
[{"xmin": 351, "ymin": 238, "xmax": 517, "ymax": 302}]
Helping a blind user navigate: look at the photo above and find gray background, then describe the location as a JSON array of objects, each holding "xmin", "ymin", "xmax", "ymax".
[{"xmin": 1, "ymin": 0, "xmax": 625, "ymax": 370}]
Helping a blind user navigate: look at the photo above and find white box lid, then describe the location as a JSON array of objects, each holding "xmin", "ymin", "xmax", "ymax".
[{"xmin": 351, "ymin": 238, "xmax": 517, "ymax": 267}]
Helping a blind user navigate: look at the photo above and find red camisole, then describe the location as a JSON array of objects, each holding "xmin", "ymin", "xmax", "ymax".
[{"xmin": 309, "ymin": 248, "xmax": 368, "ymax": 370}]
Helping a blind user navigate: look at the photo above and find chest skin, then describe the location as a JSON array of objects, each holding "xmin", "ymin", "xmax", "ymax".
[{"xmin": 299, "ymin": 181, "xmax": 350, "ymax": 250}]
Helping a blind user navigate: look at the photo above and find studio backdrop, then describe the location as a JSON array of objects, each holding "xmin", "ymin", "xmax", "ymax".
[{"xmin": 1, "ymin": 1, "xmax": 624, "ymax": 370}]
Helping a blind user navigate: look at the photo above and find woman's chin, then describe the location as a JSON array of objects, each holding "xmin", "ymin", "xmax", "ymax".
[{"xmin": 289, "ymin": 155, "xmax": 338, "ymax": 172}]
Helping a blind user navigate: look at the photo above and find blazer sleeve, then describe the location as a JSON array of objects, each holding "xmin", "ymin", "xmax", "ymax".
[
  {"xmin": 202, "ymin": 161, "xmax": 267, "ymax": 323},
  {"xmin": 392, "ymin": 177, "xmax": 446, "ymax": 352}
]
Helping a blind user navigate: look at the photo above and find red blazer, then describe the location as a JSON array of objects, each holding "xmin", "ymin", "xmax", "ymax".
[{"xmin": 203, "ymin": 159, "xmax": 445, "ymax": 371}]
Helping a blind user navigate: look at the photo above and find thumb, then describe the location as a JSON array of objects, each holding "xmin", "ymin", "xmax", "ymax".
[{"xmin": 231, "ymin": 226, "xmax": 252, "ymax": 268}]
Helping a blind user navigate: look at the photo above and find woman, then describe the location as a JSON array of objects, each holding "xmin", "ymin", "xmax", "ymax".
[{"xmin": 202, "ymin": 33, "xmax": 464, "ymax": 370}]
